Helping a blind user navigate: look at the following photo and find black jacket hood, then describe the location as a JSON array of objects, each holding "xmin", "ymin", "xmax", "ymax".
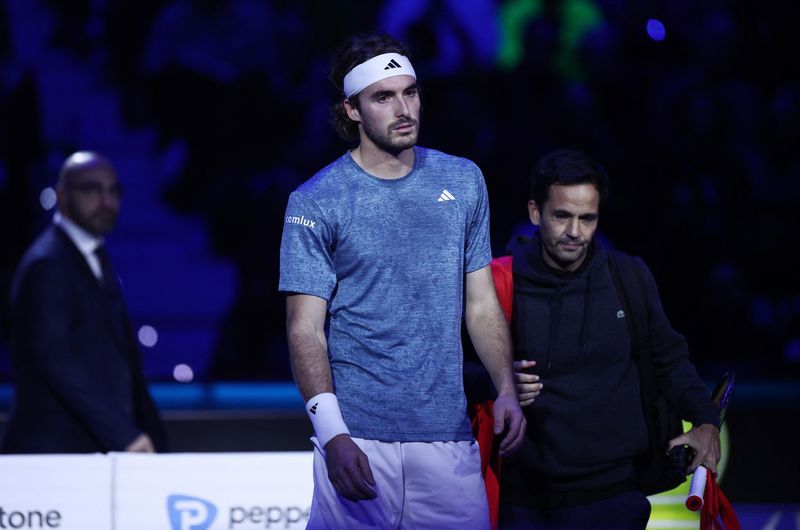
[{"xmin": 506, "ymin": 229, "xmax": 609, "ymax": 360}]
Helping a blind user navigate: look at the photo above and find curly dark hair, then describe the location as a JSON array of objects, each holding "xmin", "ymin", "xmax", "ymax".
[{"xmin": 328, "ymin": 32, "xmax": 411, "ymax": 142}]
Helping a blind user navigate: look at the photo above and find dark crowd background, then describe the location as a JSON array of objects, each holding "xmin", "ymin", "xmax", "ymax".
[{"xmin": 1, "ymin": 0, "xmax": 799, "ymax": 388}]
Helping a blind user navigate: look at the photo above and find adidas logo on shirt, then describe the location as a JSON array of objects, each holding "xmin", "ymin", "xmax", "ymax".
[
  {"xmin": 437, "ymin": 189, "xmax": 456, "ymax": 202},
  {"xmin": 384, "ymin": 59, "xmax": 402, "ymax": 70}
]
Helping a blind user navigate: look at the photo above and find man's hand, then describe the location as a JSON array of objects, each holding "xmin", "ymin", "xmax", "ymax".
[
  {"xmin": 492, "ymin": 392, "xmax": 527, "ymax": 457},
  {"xmin": 513, "ymin": 360, "xmax": 543, "ymax": 407},
  {"xmin": 668, "ymin": 423, "xmax": 720, "ymax": 473},
  {"xmin": 324, "ymin": 434, "xmax": 377, "ymax": 501},
  {"xmin": 125, "ymin": 433, "xmax": 155, "ymax": 453}
]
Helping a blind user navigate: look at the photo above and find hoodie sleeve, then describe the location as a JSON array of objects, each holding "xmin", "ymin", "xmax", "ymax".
[{"xmin": 636, "ymin": 257, "xmax": 720, "ymax": 427}]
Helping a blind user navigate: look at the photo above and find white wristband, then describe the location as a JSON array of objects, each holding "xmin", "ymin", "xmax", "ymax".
[{"xmin": 305, "ymin": 392, "xmax": 350, "ymax": 448}]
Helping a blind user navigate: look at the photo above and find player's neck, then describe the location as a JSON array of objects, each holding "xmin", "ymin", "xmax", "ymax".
[{"xmin": 351, "ymin": 144, "xmax": 415, "ymax": 180}]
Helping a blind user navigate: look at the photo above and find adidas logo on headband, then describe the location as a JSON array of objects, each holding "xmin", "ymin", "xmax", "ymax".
[{"xmin": 343, "ymin": 53, "xmax": 417, "ymax": 97}]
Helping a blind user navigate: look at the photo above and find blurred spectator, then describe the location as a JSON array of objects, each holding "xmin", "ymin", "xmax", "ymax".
[{"xmin": 2, "ymin": 151, "xmax": 167, "ymax": 453}]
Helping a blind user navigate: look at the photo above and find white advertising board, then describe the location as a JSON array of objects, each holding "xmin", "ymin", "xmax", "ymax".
[
  {"xmin": 0, "ymin": 454, "xmax": 112, "ymax": 529},
  {"xmin": 113, "ymin": 452, "xmax": 314, "ymax": 530}
]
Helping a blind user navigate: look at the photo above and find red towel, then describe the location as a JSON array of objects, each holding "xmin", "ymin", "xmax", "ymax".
[
  {"xmin": 700, "ymin": 471, "xmax": 742, "ymax": 530},
  {"xmin": 471, "ymin": 401, "xmax": 501, "ymax": 530},
  {"xmin": 469, "ymin": 256, "xmax": 514, "ymax": 530}
]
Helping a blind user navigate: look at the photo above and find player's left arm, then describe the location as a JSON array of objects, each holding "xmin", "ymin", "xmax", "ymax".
[
  {"xmin": 464, "ymin": 265, "xmax": 526, "ymax": 456},
  {"xmin": 636, "ymin": 258, "xmax": 721, "ymax": 472}
]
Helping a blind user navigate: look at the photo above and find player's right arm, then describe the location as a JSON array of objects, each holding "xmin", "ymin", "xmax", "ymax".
[
  {"xmin": 286, "ymin": 293, "xmax": 332, "ymax": 399},
  {"xmin": 286, "ymin": 293, "xmax": 376, "ymax": 501}
]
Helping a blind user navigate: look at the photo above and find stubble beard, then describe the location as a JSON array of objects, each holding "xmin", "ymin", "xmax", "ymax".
[
  {"xmin": 67, "ymin": 200, "xmax": 118, "ymax": 237},
  {"xmin": 544, "ymin": 239, "xmax": 588, "ymax": 271},
  {"xmin": 362, "ymin": 116, "xmax": 420, "ymax": 156}
]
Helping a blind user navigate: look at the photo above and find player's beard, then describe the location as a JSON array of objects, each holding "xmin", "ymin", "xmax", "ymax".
[{"xmin": 362, "ymin": 115, "xmax": 420, "ymax": 156}]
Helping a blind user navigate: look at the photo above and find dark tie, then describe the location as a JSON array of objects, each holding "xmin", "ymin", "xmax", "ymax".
[
  {"xmin": 94, "ymin": 244, "xmax": 118, "ymax": 291},
  {"xmin": 94, "ymin": 243, "xmax": 129, "ymax": 347},
  {"xmin": 93, "ymin": 244, "xmax": 135, "ymax": 410}
]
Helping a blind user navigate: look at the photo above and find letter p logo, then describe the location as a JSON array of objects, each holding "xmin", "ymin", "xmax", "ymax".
[{"xmin": 167, "ymin": 494, "xmax": 217, "ymax": 530}]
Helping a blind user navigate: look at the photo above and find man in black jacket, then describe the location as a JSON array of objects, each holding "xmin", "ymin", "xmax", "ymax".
[
  {"xmin": 498, "ymin": 149, "xmax": 719, "ymax": 529},
  {"xmin": 2, "ymin": 151, "xmax": 167, "ymax": 454}
]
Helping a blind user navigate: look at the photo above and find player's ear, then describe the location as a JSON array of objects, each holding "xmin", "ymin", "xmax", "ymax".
[
  {"xmin": 528, "ymin": 200, "xmax": 541, "ymax": 226},
  {"xmin": 344, "ymin": 97, "xmax": 361, "ymax": 123}
]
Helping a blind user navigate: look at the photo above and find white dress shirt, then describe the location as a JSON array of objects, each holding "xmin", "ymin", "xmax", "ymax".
[{"xmin": 53, "ymin": 211, "xmax": 105, "ymax": 280}]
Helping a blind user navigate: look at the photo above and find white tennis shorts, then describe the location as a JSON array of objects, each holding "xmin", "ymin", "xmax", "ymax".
[{"xmin": 307, "ymin": 437, "xmax": 490, "ymax": 530}]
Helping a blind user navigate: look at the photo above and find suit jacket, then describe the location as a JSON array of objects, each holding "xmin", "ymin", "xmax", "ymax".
[{"xmin": 2, "ymin": 224, "xmax": 167, "ymax": 453}]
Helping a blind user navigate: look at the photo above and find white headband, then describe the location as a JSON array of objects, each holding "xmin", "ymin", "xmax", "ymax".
[{"xmin": 342, "ymin": 53, "xmax": 417, "ymax": 98}]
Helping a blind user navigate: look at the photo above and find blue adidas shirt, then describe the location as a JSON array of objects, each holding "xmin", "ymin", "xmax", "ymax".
[{"xmin": 279, "ymin": 147, "xmax": 492, "ymax": 442}]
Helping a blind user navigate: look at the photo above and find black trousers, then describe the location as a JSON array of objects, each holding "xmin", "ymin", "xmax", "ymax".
[{"xmin": 499, "ymin": 490, "xmax": 651, "ymax": 530}]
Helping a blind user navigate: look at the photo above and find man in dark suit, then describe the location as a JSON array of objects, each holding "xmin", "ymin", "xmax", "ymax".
[{"xmin": 2, "ymin": 151, "xmax": 167, "ymax": 453}]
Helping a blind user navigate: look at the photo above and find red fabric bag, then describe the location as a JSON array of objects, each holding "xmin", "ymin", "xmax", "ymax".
[
  {"xmin": 470, "ymin": 256, "xmax": 513, "ymax": 530},
  {"xmin": 700, "ymin": 471, "xmax": 742, "ymax": 530}
]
